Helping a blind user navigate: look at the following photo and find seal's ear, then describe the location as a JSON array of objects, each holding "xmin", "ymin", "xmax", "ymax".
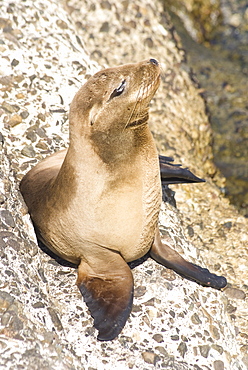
[{"xmin": 77, "ymin": 252, "xmax": 133, "ymax": 341}]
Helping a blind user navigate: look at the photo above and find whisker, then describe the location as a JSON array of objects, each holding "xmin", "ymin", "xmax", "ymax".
[
  {"xmin": 123, "ymin": 83, "xmax": 143, "ymax": 131},
  {"xmin": 160, "ymin": 64, "xmax": 166, "ymax": 79},
  {"xmin": 159, "ymin": 63, "xmax": 175, "ymax": 89},
  {"xmin": 122, "ymin": 68, "xmax": 160, "ymax": 131}
]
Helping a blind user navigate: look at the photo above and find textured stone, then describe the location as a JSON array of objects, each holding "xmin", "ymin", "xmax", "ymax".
[
  {"xmin": 199, "ymin": 344, "xmax": 210, "ymax": 358},
  {"xmin": 1, "ymin": 101, "xmax": 19, "ymax": 113},
  {"xmin": 191, "ymin": 313, "xmax": 202, "ymax": 325},
  {"xmin": 0, "ymin": 291, "xmax": 15, "ymax": 311},
  {"xmin": 213, "ymin": 360, "xmax": 224, "ymax": 370},
  {"xmin": 0, "ymin": 0, "xmax": 247, "ymax": 369},
  {"xmin": 21, "ymin": 145, "xmax": 36, "ymax": 158},
  {"xmin": 142, "ymin": 351, "xmax": 158, "ymax": 365},
  {"xmin": 20, "ymin": 110, "xmax": 29, "ymax": 119},
  {"xmin": 0, "ymin": 210, "xmax": 15, "ymax": 228},
  {"xmin": 8, "ymin": 113, "xmax": 22, "ymax": 127},
  {"xmin": 153, "ymin": 333, "xmax": 164, "ymax": 343},
  {"xmin": 47, "ymin": 307, "xmax": 63, "ymax": 331},
  {"xmin": 225, "ymin": 287, "xmax": 246, "ymax": 300}
]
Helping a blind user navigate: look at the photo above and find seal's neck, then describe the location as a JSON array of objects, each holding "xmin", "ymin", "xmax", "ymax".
[
  {"xmin": 89, "ymin": 125, "xmax": 154, "ymax": 165},
  {"xmin": 63, "ymin": 123, "xmax": 157, "ymax": 183}
]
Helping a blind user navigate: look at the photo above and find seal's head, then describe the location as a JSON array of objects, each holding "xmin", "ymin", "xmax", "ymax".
[
  {"xmin": 69, "ymin": 58, "xmax": 160, "ymax": 136},
  {"xmin": 68, "ymin": 59, "xmax": 160, "ymax": 164}
]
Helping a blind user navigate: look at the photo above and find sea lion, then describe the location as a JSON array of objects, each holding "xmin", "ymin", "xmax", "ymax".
[{"xmin": 20, "ymin": 58, "xmax": 227, "ymax": 341}]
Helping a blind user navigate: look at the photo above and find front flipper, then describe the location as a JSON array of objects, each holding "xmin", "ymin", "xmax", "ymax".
[
  {"xmin": 159, "ymin": 155, "xmax": 205, "ymax": 184},
  {"xmin": 150, "ymin": 228, "xmax": 227, "ymax": 289},
  {"xmin": 77, "ymin": 251, "xmax": 134, "ymax": 341}
]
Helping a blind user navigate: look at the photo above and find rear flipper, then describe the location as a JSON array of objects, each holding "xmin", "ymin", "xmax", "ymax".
[
  {"xmin": 159, "ymin": 155, "xmax": 205, "ymax": 185},
  {"xmin": 77, "ymin": 250, "xmax": 134, "ymax": 341},
  {"xmin": 150, "ymin": 228, "xmax": 227, "ymax": 289}
]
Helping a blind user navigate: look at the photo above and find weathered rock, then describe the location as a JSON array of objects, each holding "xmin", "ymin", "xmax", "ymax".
[
  {"xmin": 0, "ymin": 210, "xmax": 15, "ymax": 228},
  {"xmin": 0, "ymin": 0, "xmax": 247, "ymax": 369},
  {"xmin": 7, "ymin": 114, "xmax": 22, "ymax": 127},
  {"xmin": 142, "ymin": 351, "xmax": 158, "ymax": 365},
  {"xmin": 225, "ymin": 287, "xmax": 246, "ymax": 300}
]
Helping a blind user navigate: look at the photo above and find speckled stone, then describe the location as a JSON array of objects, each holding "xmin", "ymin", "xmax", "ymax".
[
  {"xmin": 177, "ymin": 342, "xmax": 187, "ymax": 358},
  {"xmin": 0, "ymin": 291, "xmax": 15, "ymax": 311},
  {"xmin": 191, "ymin": 313, "xmax": 202, "ymax": 325},
  {"xmin": 7, "ymin": 113, "xmax": 22, "ymax": 127},
  {"xmin": 142, "ymin": 351, "xmax": 158, "ymax": 365},
  {"xmin": 199, "ymin": 344, "xmax": 210, "ymax": 358},
  {"xmin": 47, "ymin": 307, "xmax": 63, "ymax": 331},
  {"xmin": 21, "ymin": 145, "xmax": 36, "ymax": 158},
  {"xmin": 153, "ymin": 333, "xmax": 164, "ymax": 343},
  {"xmin": 20, "ymin": 110, "xmax": 29, "ymax": 119},
  {"xmin": 213, "ymin": 360, "xmax": 224, "ymax": 370},
  {"xmin": 0, "ymin": 210, "xmax": 15, "ymax": 228},
  {"xmin": 225, "ymin": 287, "xmax": 246, "ymax": 300},
  {"xmin": 0, "ymin": 0, "xmax": 248, "ymax": 369}
]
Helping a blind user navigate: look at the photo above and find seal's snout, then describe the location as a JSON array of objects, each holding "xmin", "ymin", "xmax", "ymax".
[{"xmin": 149, "ymin": 58, "xmax": 159, "ymax": 66}]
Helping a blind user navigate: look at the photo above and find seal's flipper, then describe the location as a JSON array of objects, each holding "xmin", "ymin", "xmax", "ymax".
[
  {"xmin": 150, "ymin": 228, "xmax": 227, "ymax": 289},
  {"xmin": 77, "ymin": 253, "xmax": 134, "ymax": 341},
  {"xmin": 159, "ymin": 155, "xmax": 205, "ymax": 184}
]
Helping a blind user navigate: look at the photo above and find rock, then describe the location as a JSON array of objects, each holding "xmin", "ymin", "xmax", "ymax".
[
  {"xmin": 134, "ymin": 286, "xmax": 146, "ymax": 297},
  {"xmin": 229, "ymin": 13, "xmax": 242, "ymax": 27},
  {"xmin": 0, "ymin": 0, "xmax": 248, "ymax": 369},
  {"xmin": 37, "ymin": 113, "xmax": 46, "ymax": 122},
  {"xmin": 0, "ymin": 210, "xmax": 15, "ymax": 228},
  {"xmin": 142, "ymin": 351, "xmax": 158, "ymax": 365},
  {"xmin": 191, "ymin": 313, "xmax": 202, "ymax": 325},
  {"xmin": 199, "ymin": 344, "xmax": 210, "ymax": 358},
  {"xmin": 21, "ymin": 145, "xmax": 36, "ymax": 158},
  {"xmin": 56, "ymin": 20, "xmax": 68, "ymax": 30},
  {"xmin": 0, "ymin": 192, "xmax": 5, "ymax": 204},
  {"xmin": 152, "ymin": 333, "xmax": 164, "ymax": 343},
  {"xmin": 99, "ymin": 22, "xmax": 109, "ymax": 32},
  {"xmin": 0, "ymin": 291, "xmax": 15, "ymax": 311},
  {"xmin": 213, "ymin": 360, "xmax": 224, "ymax": 370},
  {"xmin": 47, "ymin": 307, "xmax": 63, "ymax": 331},
  {"xmin": 20, "ymin": 110, "xmax": 29, "ymax": 119},
  {"xmin": 8, "ymin": 113, "xmax": 22, "ymax": 127},
  {"xmin": 1, "ymin": 101, "xmax": 19, "ymax": 113},
  {"xmin": 177, "ymin": 342, "xmax": 187, "ymax": 358},
  {"xmin": 225, "ymin": 287, "xmax": 246, "ymax": 300},
  {"xmin": 35, "ymin": 140, "xmax": 48, "ymax": 150},
  {"xmin": 171, "ymin": 335, "xmax": 179, "ymax": 341},
  {"xmin": 11, "ymin": 58, "xmax": 19, "ymax": 67}
]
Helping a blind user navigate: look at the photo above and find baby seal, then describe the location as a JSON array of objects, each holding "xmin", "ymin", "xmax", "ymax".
[{"xmin": 20, "ymin": 59, "xmax": 227, "ymax": 341}]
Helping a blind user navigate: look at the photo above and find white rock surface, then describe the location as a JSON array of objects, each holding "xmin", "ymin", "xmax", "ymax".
[{"xmin": 0, "ymin": 0, "xmax": 247, "ymax": 369}]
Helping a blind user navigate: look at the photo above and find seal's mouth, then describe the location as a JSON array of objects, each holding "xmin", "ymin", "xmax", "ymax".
[{"xmin": 124, "ymin": 66, "xmax": 160, "ymax": 130}]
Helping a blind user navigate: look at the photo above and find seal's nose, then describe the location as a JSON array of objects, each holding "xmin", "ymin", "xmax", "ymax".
[{"xmin": 149, "ymin": 58, "xmax": 159, "ymax": 66}]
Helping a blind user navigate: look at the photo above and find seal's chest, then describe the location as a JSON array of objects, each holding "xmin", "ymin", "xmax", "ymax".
[{"xmin": 88, "ymin": 170, "xmax": 161, "ymax": 260}]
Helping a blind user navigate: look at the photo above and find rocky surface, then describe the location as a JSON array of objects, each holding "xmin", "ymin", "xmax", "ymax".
[
  {"xmin": 163, "ymin": 0, "xmax": 248, "ymax": 216},
  {"xmin": 0, "ymin": 0, "xmax": 248, "ymax": 369},
  {"xmin": 183, "ymin": 37, "xmax": 248, "ymax": 216}
]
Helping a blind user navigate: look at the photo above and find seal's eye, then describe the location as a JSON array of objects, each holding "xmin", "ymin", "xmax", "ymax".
[{"xmin": 109, "ymin": 80, "xmax": 126, "ymax": 100}]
